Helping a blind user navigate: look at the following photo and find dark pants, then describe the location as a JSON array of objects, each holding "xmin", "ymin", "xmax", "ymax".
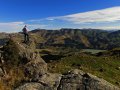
[{"xmin": 24, "ymin": 33, "xmax": 29, "ymax": 42}]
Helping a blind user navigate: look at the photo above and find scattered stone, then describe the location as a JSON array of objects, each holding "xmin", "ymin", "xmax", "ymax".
[
  {"xmin": 15, "ymin": 83, "xmax": 52, "ymax": 90},
  {"xmin": 0, "ymin": 67, "xmax": 4, "ymax": 77},
  {"xmin": 115, "ymin": 82, "xmax": 120, "ymax": 85},
  {"xmin": 38, "ymin": 73, "xmax": 62, "ymax": 89},
  {"xmin": 99, "ymin": 68, "xmax": 104, "ymax": 72},
  {"xmin": 71, "ymin": 63, "xmax": 81, "ymax": 69},
  {"xmin": 116, "ymin": 67, "xmax": 120, "ymax": 70}
]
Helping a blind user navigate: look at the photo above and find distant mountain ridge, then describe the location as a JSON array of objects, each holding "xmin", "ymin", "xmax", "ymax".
[
  {"xmin": 29, "ymin": 29, "xmax": 120, "ymax": 49},
  {"xmin": 0, "ymin": 29, "xmax": 120, "ymax": 49}
]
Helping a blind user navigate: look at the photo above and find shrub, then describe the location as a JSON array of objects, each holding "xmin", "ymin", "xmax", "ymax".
[{"xmin": 2, "ymin": 39, "xmax": 20, "ymax": 67}]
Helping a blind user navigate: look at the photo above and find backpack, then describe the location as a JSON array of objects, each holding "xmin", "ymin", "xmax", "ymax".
[{"xmin": 22, "ymin": 27, "xmax": 27, "ymax": 33}]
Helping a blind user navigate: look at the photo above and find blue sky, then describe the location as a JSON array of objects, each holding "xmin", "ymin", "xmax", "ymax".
[{"xmin": 0, "ymin": 0, "xmax": 120, "ymax": 32}]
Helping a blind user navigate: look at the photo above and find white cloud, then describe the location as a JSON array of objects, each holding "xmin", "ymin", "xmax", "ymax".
[
  {"xmin": 47, "ymin": 6, "xmax": 120, "ymax": 24},
  {"xmin": 1, "ymin": 6, "xmax": 120, "ymax": 32},
  {"xmin": 28, "ymin": 24, "xmax": 48, "ymax": 29},
  {"xmin": 28, "ymin": 18, "xmax": 55, "ymax": 22},
  {"xmin": 0, "ymin": 22, "xmax": 25, "ymax": 32},
  {"xmin": 93, "ymin": 26, "xmax": 120, "ymax": 30},
  {"xmin": 0, "ymin": 22, "xmax": 47, "ymax": 33}
]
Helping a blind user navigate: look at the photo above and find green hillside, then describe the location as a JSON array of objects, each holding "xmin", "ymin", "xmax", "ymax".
[{"xmin": 48, "ymin": 53, "xmax": 120, "ymax": 87}]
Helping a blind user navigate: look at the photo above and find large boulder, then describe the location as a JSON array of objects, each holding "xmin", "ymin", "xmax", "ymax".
[
  {"xmin": 15, "ymin": 73, "xmax": 62, "ymax": 90},
  {"xmin": 38, "ymin": 73, "xmax": 62, "ymax": 90},
  {"xmin": 17, "ymin": 41, "xmax": 48, "ymax": 81},
  {"xmin": 58, "ymin": 69, "xmax": 120, "ymax": 90},
  {"xmin": 24, "ymin": 52, "xmax": 47, "ymax": 81},
  {"xmin": 15, "ymin": 83, "xmax": 52, "ymax": 90},
  {"xmin": 15, "ymin": 69, "xmax": 120, "ymax": 90}
]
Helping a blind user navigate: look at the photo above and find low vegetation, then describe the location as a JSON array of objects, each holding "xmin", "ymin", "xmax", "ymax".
[
  {"xmin": 48, "ymin": 53, "xmax": 120, "ymax": 87},
  {"xmin": 0, "ymin": 39, "xmax": 25, "ymax": 90},
  {"xmin": 2, "ymin": 39, "xmax": 20, "ymax": 67}
]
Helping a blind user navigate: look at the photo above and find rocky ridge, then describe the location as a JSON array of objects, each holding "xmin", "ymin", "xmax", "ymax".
[
  {"xmin": 0, "ymin": 38, "xmax": 119, "ymax": 90},
  {"xmin": 15, "ymin": 69, "xmax": 120, "ymax": 90},
  {"xmin": 13, "ymin": 40, "xmax": 120, "ymax": 90}
]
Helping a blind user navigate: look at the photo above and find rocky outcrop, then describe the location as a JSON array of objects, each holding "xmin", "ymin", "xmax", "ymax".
[
  {"xmin": 38, "ymin": 73, "xmax": 62, "ymax": 89},
  {"xmin": 24, "ymin": 54, "xmax": 47, "ymax": 81},
  {"xmin": 15, "ymin": 73, "xmax": 62, "ymax": 90},
  {"xmin": 15, "ymin": 83, "xmax": 52, "ymax": 90},
  {"xmin": 15, "ymin": 69, "xmax": 120, "ymax": 90},
  {"xmin": 16, "ymin": 41, "xmax": 48, "ymax": 81},
  {"xmin": 58, "ymin": 69, "xmax": 120, "ymax": 90}
]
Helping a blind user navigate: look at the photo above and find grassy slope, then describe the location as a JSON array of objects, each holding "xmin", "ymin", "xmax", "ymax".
[
  {"xmin": 81, "ymin": 49, "xmax": 106, "ymax": 54},
  {"xmin": 48, "ymin": 55, "xmax": 120, "ymax": 87}
]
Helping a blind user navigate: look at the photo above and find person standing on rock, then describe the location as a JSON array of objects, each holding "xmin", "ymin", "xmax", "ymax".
[{"xmin": 22, "ymin": 25, "xmax": 29, "ymax": 43}]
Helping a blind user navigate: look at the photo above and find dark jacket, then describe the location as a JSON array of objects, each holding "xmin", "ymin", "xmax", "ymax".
[{"xmin": 22, "ymin": 27, "xmax": 28, "ymax": 34}]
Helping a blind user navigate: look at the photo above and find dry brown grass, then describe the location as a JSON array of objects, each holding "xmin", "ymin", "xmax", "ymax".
[{"xmin": 0, "ymin": 67, "xmax": 25, "ymax": 90}]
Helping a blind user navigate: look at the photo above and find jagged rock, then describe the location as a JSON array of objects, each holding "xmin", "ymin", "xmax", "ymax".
[
  {"xmin": 15, "ymin": 83, "xmax": 52, "ymax": 90},
  {"xmin": 57, "ymin": 69, "xmax": 120, "ymax": 90},
  {"xmin": 38, "ymin": 73, "xmax": 62, "ymax": 89},
  {"xmin": 15, "ymin": 73, "xmax": 62, "ymax": 90},
  {"xmin": 15, "ymin": 69, "xmax": 120, "ymax": 90},
  {"xmin": 17, "ymin": 42, "xmax": 48, "ymax": 81},
  {"xmin": 0, "ymin": 67, "xmax": 4, "ymax": 77},
  {"xmin": 24, "ymin": 54, "xmax": 47, "ymax": 81}
]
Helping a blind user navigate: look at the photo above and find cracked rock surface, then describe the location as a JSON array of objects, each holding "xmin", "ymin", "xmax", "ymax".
[{"xmin": 15, "ymin": 69, "xmax": 120, "ymax": 90}]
